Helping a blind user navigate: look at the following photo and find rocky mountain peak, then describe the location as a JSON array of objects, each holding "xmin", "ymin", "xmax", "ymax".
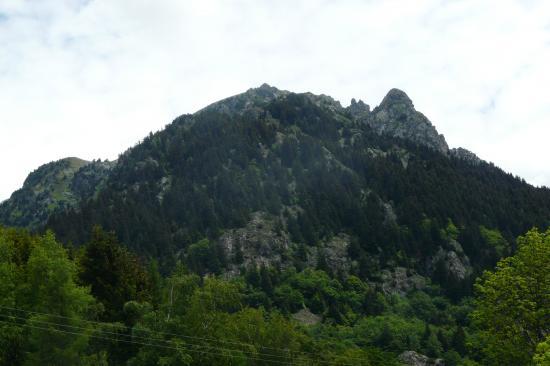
[
  {"xmin": 365, "ymin": 89, "xmax": 449, "ymax": 154},
  {"xmin": 198, "ymin": 83, "xmax": 289, "ymax": 116},
  {"xmin": 347, "ymin": 98, "xmax": 371, "ymax": 118},
  {"xmin": 249, "ymin": 83, "xmax": 283, "ymax": 98},
  {"xmin": 197, "ymin": 84, "xmax": 473, "ymax": 158},
  {"xmin": 378, "ymin": 88, "xmax": 414, "ymax": 110}
]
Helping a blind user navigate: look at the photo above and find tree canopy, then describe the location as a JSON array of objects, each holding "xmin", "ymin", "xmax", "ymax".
[{"xmin": 472, "ymin": 228, "xmax": 550, "ymax": 365}]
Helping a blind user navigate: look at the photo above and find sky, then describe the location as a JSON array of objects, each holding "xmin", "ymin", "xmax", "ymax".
[{"xmin": 1, "ymin": 0, "xmax": 550, "ymax": 201}]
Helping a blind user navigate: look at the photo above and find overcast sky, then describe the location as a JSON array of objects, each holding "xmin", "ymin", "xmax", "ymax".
[{"xmin": 1, "ymin": 0, "xmax": 550, "ymax": 201}]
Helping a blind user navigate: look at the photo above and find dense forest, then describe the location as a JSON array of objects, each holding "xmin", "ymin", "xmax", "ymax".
[
  {"xmin": 1, "ymin": 85, "xmax": 550, "ymax": 365},
  {"xmin": 48, "ymin": 91, "xmax": 550, "ymax": 277},
  {"xmin": 0, "ymin": 226, "xmax": 548, "ymax": 365}
]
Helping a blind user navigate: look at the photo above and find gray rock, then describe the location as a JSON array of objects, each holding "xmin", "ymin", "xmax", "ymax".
[
  {"xmin": 292, "ymin": 308, "xmax": 321, "ymax": 325},
  {"xmin": 398, "ymin": 351, "xmax": 445, "ymax": 366},
  {"xmin": 382, "ymin": 201, "xmax": 398, "ymax": 225},
  {"xmin": 347, "ymin": 98, "xmax": 371, "ymax": 118},
  {"xmin": 303, "ymin": 92, "xmax": 344, "ymax": 113},
  {"xmin": 218, "ymin": 212, "xmax": 291, "ymax": 276},
  {"xmin": 364, "ymin": 89, "xmax": 449, "ymax": 154},
  {"xmin": 429, "ymin": 246, "xmax": 472, "ymax": 281},
  {"xmin": 380, "ymin": 267, "xmax": 427, "ymax": 296},
  {"xmin": 450, "ymin": 147, "xmax": 483, "ymax": 165},
  {"xmin": 308, "ymin": 233, "xmax": 352, "ymax": 274}
]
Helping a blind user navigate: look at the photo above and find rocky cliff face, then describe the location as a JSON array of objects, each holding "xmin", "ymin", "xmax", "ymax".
[
  {"xmin": 218, "ymin": 212, "xmax": 356, "ymax": 278},
  {"xmin": 218, "ymin": 212, "xmax": 291, "ymax": 277},
  {"xmin": 205, "ymin": 85, "xmax": 459, "ymax": 158},
  {"xmin": 0, "ymin": 157, "xmax": 114, "ymax": 228},
  {"xmin": 364, "ymin": 89, "xmax": 449, "ymax": 154}
]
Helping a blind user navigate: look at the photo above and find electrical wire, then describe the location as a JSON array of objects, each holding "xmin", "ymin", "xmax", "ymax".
[
  {"xmin": 0, "ymin": 312, "xmax": 301, "ymax": 365},
  {"xmin": 0, "ymin": 308, "xmax": 367, "ymax": 365},
  {"xmin": 0, "ymin": 305, "xmax": 365, "ymax": 364},
  {"xmin": 0, "ymin": 318, "xmax": 302, "ymax": 366}
]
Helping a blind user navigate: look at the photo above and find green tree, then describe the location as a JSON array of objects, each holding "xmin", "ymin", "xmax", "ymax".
[
  {"xmin": 259, "ymin": 265, "xmax": 274, "ymax": 296},
  {"xmin": 534, "ymin": 336, "xmax": 550, "ymax": 365},
  {"xmin": 79, "ymin": 226, "xmax": 151, "ymax": 321},
  {"xmin": 472, "ymin": 228, "xmax": 550, "ymax": 365},
  {"xmin": 186, "ymin": 238, "xmax": 224, "ymax": 275},
  {"xmin": 15, "ymin": 231, "xmax": 97, "ymax": 365},
  {"xmin": 451, "ymin": 326, "xmax": 466, "ymax": 355}
]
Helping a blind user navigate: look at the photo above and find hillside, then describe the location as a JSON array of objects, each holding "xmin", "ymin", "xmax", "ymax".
[
  {"xmin": 2, "ymin": 84, "xmax": 550, "ymax": 365},
  {"xmin": 0, "ymin": 158, "xmax": 114, "ymax": 228},
  {"xmin": 39, "ymin": 84, "xmax": 550, "ymax": 294}
]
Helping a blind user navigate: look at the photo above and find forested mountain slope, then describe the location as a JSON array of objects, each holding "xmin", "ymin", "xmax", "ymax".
[
  {"xmin": 40, "ymin": 84, "xmax": 550, "ymax": 295},
  {"xmin": 0, "ymin": 158, "xmax": 114, "ymax": 228},
  {"xmin": 2, "ymin": 84, "xmax": 550, "ymax": 365}
]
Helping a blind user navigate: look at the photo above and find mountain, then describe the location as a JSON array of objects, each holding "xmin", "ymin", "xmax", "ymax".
[
  {"xmin": 2, "ymin": 83, "xmax": 549, "ymax": 365},
  {"xmin": 14, "ymin": 84, "xmax": 542, "ymax": 296},
  {"xmin": 0, "ymin": 157, "xmax": 114, "ymax": 228}
]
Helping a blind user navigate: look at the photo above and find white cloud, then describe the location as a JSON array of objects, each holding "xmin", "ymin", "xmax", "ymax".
[{"xmin": 1, "ymin": 0, "xmax": 550, "ymax": 201}]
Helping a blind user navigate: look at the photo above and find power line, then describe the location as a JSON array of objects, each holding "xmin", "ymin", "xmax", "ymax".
[
  {"xmin": 0, "ymin": 312, "xmax": 301, "ymax": 365},
  {"xmin": 0, "ymin": 318, "xmax": 304, "ymax": 366},
  {"xmin": 0, "ymin": 309, "xmax": 365, "ymax": 366},
  {"xmin": 0, "ymin": 305, "xmax": 365, "ymax": 364}
]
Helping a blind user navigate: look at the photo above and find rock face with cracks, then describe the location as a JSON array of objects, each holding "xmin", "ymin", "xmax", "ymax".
[{"xmin": 365, "ymin": 89, "xmax": 449, "ymax": 154}]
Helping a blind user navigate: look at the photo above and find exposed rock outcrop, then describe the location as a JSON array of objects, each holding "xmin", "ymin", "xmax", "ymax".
[
  {"xmin": 398, "ymin": 351, "xmax": 445, "ymax": 366},
  {"xmin": 428, "ymin": 243, "xmax": 472, "ymax": 281},
  {"xmin": 347, "ymin": 98, "xmax": 371, "ymax": 118},
  {"xmin": 218, "ymin": 212, "xmax": 291, "ymax": 276},
  {"xmin": 307, "ymin": 233, "xmax": 353, "ymax": 274},
  {"xmin": 379, "ymin": 267, "xmax": 427, "ymax": 296},
  {"xmin": 292, "ymin": 308, "xmax": 322, "ymax": 325},
  {"xmin": 365, "ymin": 89, "xmax": 449, "ymax": 154}
]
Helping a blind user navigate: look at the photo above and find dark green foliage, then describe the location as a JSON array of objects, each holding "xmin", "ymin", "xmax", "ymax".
[
  {"xmin": 0, "ymin": 227, "xmax": 100, "ymax": 365},
  {"xmin": 79, "ymin": 226, "xmax": 151, "ymax": 321},
  {"xmin": 3, "ymin": 225, "xmax": 545, "ymax": 365},
  {"xmin": 185, "ymin": 238, "xmax": 226, "ymax": 275},
  {"xmin": 451, "ymin": 326, "xmax": 466, "ymax": 355}
]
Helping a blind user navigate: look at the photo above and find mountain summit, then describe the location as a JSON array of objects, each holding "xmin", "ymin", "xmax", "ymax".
[
  {"xmin": 202, "ymin": 84, "xmax": 450, "ymax": 154},
  {"xmin": 366, "ymin": 88, "xmax": 449, "ymax": 154}
]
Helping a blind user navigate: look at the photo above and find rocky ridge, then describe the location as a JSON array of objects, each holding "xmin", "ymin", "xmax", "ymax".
[{"xmin": 203, "ymin": 84, "xmax": 473, "ymax": 160}]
